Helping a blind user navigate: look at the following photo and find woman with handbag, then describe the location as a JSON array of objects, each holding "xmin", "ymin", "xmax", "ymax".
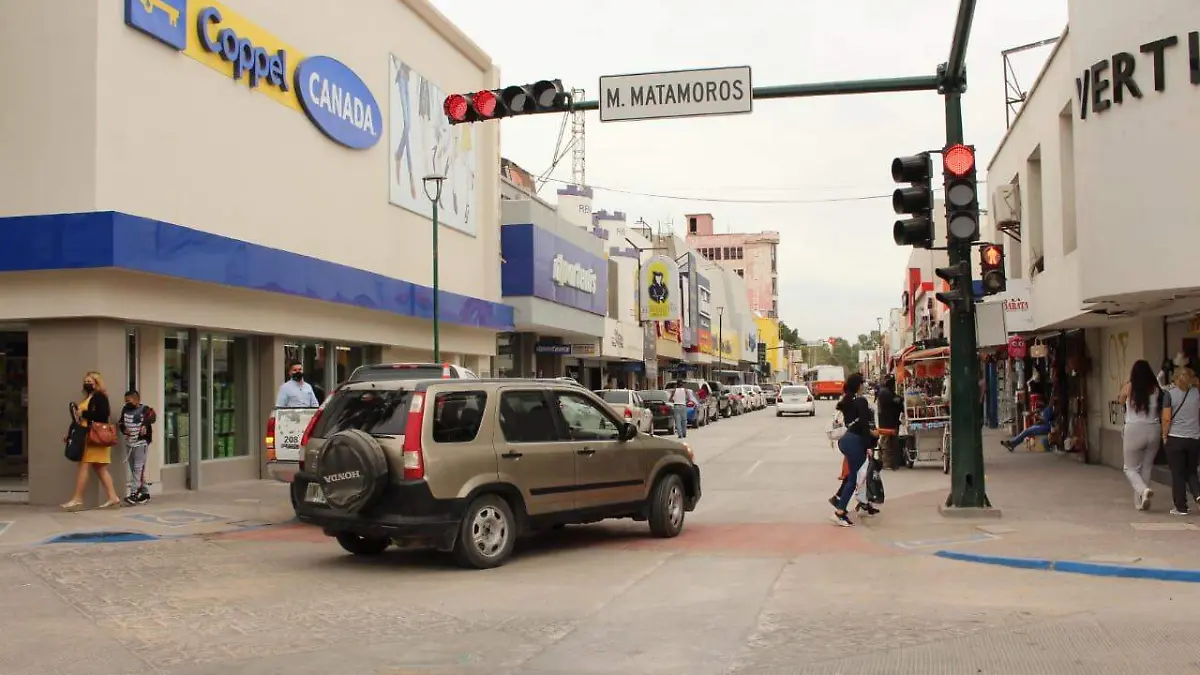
[
  {"xmin": 61, "ymin": 371, "xmax": 122, "ymax": 511},
  {"xmin": 830, "ymin": 373, "xmax": 878, "ymax": 527}
]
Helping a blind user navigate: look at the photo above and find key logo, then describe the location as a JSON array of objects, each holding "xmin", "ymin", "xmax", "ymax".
[{"xmin": 125, "ymin": 0, "xmax": 187, "ymax": 50}]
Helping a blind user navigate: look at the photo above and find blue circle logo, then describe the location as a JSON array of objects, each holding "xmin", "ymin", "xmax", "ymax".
[{"xmin": 295, "ymin": 56, "xmax": 381, "ymax": 150}]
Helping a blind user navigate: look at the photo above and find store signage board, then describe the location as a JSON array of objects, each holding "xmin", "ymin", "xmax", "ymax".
[
  {"xmin": 599, "ymin": 66, "xmax": 753, "ymax": 122},
  {"xmin": 975, "ymin": 301, "xmax": 1008, "ymax": 348}
]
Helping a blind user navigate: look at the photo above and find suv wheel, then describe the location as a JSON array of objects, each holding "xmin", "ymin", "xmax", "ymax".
[
  {"xmin": 453, "ymin": 494, "xmax": 516, "ymax": 569},
  {"xmin": 648, "ymin": 474, "xmax": 686, "ymax": 538},
  {"xmin": 335, "ymin": 532, "xmax": 390, "ymax": 556}
]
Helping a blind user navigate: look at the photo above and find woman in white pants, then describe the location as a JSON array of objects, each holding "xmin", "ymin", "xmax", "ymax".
[{"xmin": 1118, "ymin": 360, "xmax": 1165, "ymax": 510}]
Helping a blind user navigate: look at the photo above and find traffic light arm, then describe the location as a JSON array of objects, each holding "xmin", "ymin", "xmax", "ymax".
[{"xmin": 568, "ymin": 74, "xmax": 941, "ymax": 111}]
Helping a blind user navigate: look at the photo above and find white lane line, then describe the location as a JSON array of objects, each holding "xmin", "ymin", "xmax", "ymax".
[{"xmin": 742, "ymin": 460, "xmax": 764, "ymax": 478}]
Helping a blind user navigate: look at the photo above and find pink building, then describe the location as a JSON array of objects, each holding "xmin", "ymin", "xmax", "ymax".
[{"xmin": 684, "ymin": 213, "xmax": 780, "ymax": 317}]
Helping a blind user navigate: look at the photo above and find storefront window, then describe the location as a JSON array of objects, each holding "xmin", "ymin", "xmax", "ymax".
[
  {"xmin": 0, "ymin": 332, "xmax": 29, "ymax": 485},
  {"xmin": 163, "ymin": 332, "xmax": 190, "ymax": 465},
  {"xmin": 202, "ymin": 335, "xmax": 248, "ymax": 459},
  {"xmin": 335, "ymin": 345, "xmax": 366, "ymax": 384}
]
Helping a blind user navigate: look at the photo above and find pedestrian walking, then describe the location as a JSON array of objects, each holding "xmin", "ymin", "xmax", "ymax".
[
  {"xmin": 876, "ymin": 374, "xmax": 903, "ymax": 470},
  {"xmin": 1162, "ymin": 366, "xmax": 1200, "ymax": 515},
  {"xmin": 669, "ymin": 381, "xmax": 689, "ymax": 439},
  {"xmin": 118, "ymin": 389, "xmax": 157, "ymax": 506},
  {"xmin": 60, "ymin": 371, "xmax": 122, "ymax": 511},
  {"xmin": 830, "ymin": 373, "xmax": 878, "ymax": 527},
  {"xmin": 277, "ymin": 361, "xmax": 319, "ymax": 408},
  {"xmin": 1117, "ymin": 360, "xmax": 1165, "ymax": 510}
]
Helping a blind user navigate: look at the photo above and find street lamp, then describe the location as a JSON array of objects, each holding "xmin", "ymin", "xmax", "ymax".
[
  {"xmin": 422, "ymin": 174, "xmax": 446, "ymax": 362},
  {"xmin": 716, "ymin": 306, "xmax": 724, "ymax": 375}
]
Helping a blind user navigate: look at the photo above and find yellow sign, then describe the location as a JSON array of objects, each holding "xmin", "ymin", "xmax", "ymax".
[
  {"xmin": 184, "ymin": 2, "xmax": 306, "ymax": 112},
  {"xmin": 639, "ymin": 255, "xmax": 680, "ymax": 322},
  {"xmin": 721, "ymin": 332, "xmax": 739, "ymax": 361}
]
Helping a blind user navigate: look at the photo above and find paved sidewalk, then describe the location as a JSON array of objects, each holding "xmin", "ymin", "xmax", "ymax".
[
  {"xmin": 0, "ymin": 479, "xmax": 296, "ymax": 546},
  {"xmin": 858, "ymin": 429, "xmax": 1200, "ymax": 572}
]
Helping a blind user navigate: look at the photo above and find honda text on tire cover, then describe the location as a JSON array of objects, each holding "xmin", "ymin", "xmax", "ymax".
[{"xmin": 317, "ymin": 429, "xmax": 388, "ymax": 513}]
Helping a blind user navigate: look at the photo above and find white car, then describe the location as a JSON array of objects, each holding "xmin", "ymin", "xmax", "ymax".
[
  {"xmin": 777, "ymin": 385, "xmax": 816, "ymax": 417},
  {"xmin": 599, "ymin": 389, "xmax": 654, "ymax": 433}
]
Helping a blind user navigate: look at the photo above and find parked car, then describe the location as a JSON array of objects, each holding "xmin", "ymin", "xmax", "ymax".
[
  {"xmin": 706, "ymin": 381, "xmax": 734, "ymax": 418},
  {"xmin": 676, "ymin": 379, "xmax": 717, "ymax": 425},
  {"xmin": 727, "ymin": 385, "xmax": 748, "ymax": 415},
  {"xmin": 292, "ymin": 378, "xmax": 702, "ymax": 568},
  {"xmin": 599, "ymin": 389, "xmax": 654, "ymax": 434},
  {"xmin": 777, "ymin": 384, "xmax": 816, "ymax": 416},
  {"xmin": 751, "ymin": 385, "xmax": 768, "ymax": 410},
  {"xmin": 638, "ymin": 390, "xmax": 678, "ymax": 435},
  {"xmin": 761, "ymin": 383, "xmax": 780, "ymax": 404}
]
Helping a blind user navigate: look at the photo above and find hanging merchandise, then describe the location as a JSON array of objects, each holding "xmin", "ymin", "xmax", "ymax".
[{"xmin": 1029, "ymin": 338, "xmax": 1048, "ymax": 359}]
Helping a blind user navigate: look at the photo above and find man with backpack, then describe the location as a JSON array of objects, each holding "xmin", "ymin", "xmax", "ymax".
[{"xmin": 118, "ymin": 388, "xmax": 157, "ymax": 505}]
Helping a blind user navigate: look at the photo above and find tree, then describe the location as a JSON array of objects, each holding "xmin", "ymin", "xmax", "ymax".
[{"xmin": 778, "ymin": 321, "xmax": 801, "ymax": 348}]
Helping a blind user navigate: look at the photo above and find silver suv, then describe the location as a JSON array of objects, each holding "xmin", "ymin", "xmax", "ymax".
[{"xmin": 291, "ymin": 378, "xmax": 702, "ymax": 569}]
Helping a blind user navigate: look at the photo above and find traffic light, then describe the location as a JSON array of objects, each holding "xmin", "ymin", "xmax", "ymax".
[
  {"xmin": 943, "ymin": 143, "xmax": 980, "ymax": 245},
  {"xmin": 891, "ymin": 152, "xmax": 934, "ymax": 248},
  {"xmin": 444, "ymin": 80, "xmax": 573, "ymax": 125},
  {"xmin": 757, "ymin": 342, "xmax": 767, "ymax": 365},
  {"xmin": 935, "ymin": 261, "xmax": 972, "ymax": 310},
  {"xmin": 980, "ymin": 243, "xmax": 1006, "ymax": 295}
]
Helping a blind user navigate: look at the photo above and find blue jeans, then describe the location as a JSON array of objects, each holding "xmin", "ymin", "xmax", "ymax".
[
  {"xmin": 1008, "ymin": 424, "xmax": 1051, "ymax": 446},
  {"xmin": 835, "ymin": 433, "xmax": 869, "ymax": 511},
  {"xmin": 673, "ymin": 405, "xmax": 688, "ymax": 438}
]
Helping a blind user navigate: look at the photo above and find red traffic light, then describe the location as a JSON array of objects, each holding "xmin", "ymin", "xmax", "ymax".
[
  {"xmin": 443, "ymin": 94, "xmax": 469, "ymax": 122},
  {"xmin": 943, "ymin": 144, "xmax": 975, "ymax": 177},
  {"xmin": 472, "ymin": 90, "xmax": 497, "ymax": 118}
]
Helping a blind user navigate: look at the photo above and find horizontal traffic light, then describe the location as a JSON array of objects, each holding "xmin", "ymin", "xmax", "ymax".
[{"xmin": 444, "ymin": 80, "xmax": 573, "ymax": 125}]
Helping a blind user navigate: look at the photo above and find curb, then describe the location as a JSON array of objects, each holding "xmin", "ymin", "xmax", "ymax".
[{"xmin": 934, "ymin": 549, "xmax": 1200, "ymax": 583}]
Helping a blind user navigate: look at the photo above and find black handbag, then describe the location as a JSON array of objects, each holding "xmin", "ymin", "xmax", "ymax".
[
  {"xmin": 867, "ymin": 461, "xmax": 886, "ymax": 504},
  {"xmin": 64, "ymin": 422, "xmax": 86, "ymax": 462}
]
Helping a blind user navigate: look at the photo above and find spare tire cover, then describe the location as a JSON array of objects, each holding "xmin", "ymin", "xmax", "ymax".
[{"xmin": 316, "ymin": 429, "xmax": 389, "ymax": 513}]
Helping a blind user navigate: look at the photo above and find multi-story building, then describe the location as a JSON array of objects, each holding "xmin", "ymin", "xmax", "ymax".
[
  {"xmin": 897, "ymin": 0, "xmax": 1200, "ymax": 474},
  {"xmin": 684, "ymin": 213, "xmax": 780, "ymax": 318},
  {"xmin": 0, "ymin": 0, "xmax": 510, "ymax": 504}
]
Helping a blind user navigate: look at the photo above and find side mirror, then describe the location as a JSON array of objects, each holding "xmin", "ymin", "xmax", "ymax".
[{"xmin": 621, "ymin": 422, "xmax": 638, "ymax": 441}]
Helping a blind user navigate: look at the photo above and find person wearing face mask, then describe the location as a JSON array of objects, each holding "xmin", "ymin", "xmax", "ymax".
[
  {"xmin": 61, "ymin": 371, "xmax": 122, "ymax": 511},
  {"xmin": 277, "ymin": 361, "xmax": 319, "ymax": 408}
]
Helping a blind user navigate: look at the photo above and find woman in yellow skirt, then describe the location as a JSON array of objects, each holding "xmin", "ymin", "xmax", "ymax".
[{"xmin": 62, "ymin": 371, "xmax": 122, "ymax": 510}]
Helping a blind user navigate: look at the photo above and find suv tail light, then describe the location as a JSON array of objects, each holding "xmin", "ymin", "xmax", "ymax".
[
  {"xmin": 402, "ymin": 392, "xmax": 427, "ymax": 480},
  {"xmin": 265, "ymin": 415, "xmax": 276, "ymax": 461},
  {"xmin": 299, "ymin": 408, "xmax": 323, "ymax": 449},
  {"xmin": 442, "ymin": 364, "xmax": 452, "ymax": 378},
  {"xmin": 808, "ymin": 395, "xmax": 814, "ymax": 402},
  {"xmin": 624, "ymin": 408, "xmax": 633, "ymax": 419}
]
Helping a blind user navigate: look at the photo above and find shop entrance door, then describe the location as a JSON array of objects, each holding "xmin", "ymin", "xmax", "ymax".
[
  {"xmin": 199, "ymin": 335, "xmax": 251, "ymax": 463},
  {"xmin": 0, "ymin": 331, "xmax": 29, "ymax": 502}
]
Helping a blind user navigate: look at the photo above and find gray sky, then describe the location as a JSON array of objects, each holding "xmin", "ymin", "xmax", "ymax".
[{"xmin": 430, "ymin": 0, "xmax": 1067, "ymax": 340}]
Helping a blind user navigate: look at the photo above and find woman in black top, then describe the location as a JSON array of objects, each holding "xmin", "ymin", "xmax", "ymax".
[
  {"xmin": 61, "ymin": 371, "xmax": 122, "ymax": 510},
  {"xmin": 831, "ymin": 373, "xmax": 877, "ymax": 527}
]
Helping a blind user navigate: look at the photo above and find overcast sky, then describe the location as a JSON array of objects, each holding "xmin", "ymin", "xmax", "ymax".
[{"xmin": 430, "ymin": 0, "xmax": 1067, "ymax": 340}]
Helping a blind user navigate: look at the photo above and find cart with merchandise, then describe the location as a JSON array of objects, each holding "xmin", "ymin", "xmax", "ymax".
[{"xmin": 895, "ymin": 346, "xmax": 951, "ymax": 471}]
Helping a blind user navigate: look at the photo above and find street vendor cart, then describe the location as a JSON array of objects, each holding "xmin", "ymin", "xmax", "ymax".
[{"xmin": 895, "ymin": 346, "xmax": 951, "ymax": 471}]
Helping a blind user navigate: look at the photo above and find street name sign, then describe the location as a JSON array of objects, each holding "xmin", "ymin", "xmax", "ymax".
[{"xmin": 599, "ymin": 66, "xmax": 753, "ymax": 122}]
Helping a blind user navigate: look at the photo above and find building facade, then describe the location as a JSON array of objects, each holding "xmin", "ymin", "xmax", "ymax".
[
  {"xmin": 982, "ymin": 0, "xmax": 1200, "ymax": 469},
  {"xmin": 0, "ymin": 0, "xmax": 509, "ymax": 504},
  {"xmin": 684, "ymin": 213, "xmax": 780, "ymax": 318}
]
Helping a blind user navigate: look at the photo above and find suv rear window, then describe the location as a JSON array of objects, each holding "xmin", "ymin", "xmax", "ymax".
[
  {"xmin": 311, "ymin": 388, "xmax": 412, "ymax": 438},
  {"xmin": 350, "ymin": 364, "xmax": 448, "ymax": 382},
  {"xmin": 432, "ymin": 391, "xmax": 487, "ymax": 444}
]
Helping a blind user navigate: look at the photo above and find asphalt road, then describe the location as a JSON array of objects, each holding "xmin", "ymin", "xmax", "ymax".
[{"xmin": 3, "ymin": 400, "xmax": 1199, "ymax": 675}]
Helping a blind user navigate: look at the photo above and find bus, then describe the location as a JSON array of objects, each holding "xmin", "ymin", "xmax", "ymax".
[{"xmin": 810, "ymin": 365, "xmax": 846, "ymax": 400}]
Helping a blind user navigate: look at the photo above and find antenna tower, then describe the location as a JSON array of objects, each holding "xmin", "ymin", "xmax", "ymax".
[{"xmin": 571, "ymin": 87, "xmax": 586, "ymax": 186}]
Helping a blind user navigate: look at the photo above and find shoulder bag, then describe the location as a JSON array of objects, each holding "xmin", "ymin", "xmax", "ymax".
[{"xmin": 63, "ymin": 422, "xmax": 86, "ymax": 462}]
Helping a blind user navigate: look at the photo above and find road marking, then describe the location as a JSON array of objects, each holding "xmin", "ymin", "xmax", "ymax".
[{"xmin": 742, "ymin": 460, "xmax": 763, "ymax": 478}]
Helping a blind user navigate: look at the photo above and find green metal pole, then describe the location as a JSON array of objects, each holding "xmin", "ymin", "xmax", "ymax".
[
  {"xmin": 944, "ymin": 92, "xmax": 988, "ymax": 509},
  {"xmin": 432, "ymin": 197, "xmax": 440, "ymax": 363}
]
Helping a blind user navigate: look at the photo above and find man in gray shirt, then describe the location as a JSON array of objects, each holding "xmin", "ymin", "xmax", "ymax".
[
  {"xmin": 276, "ymin": 361, "xmax": 319, "ymax": 408},
  {"xmin": 1163, "ymin": 367, "xmax": 1200, "ymax": 515}
]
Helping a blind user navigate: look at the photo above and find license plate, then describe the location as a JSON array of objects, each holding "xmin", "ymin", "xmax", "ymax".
[
  {"xmin": 786, "ymin": 397, "xmax": 801, "ymax": 403},
  {"xmin": 305, "ymin": 483, "xmax": 327, "ymax": 504}
]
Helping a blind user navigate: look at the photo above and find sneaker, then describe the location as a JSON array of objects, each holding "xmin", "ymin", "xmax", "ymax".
[
  {"xmin": 830, "ymin": 512, "xmax": 855, "ymax": 527},
  {"xmin": 1141, "ymin": 488, "xmax": 1153, "ymax": 511},
  {"xmin": 1170, "ymin": 508, "xmax": 1190, "ymax": 516},
  {"xmin": 135, "ymin": 491, "xmax": 151, "ymax": 504},
  {"xmin": 122, "ymin": 494, "xmax": 139, "ymax": 507},
  {"xmin": 856, "ymin": 502, "xmax": 881, "ymax": 516},
  {"xmin": 1000, "ymin": 440, "xmax": 1013, "ymax": 451}
]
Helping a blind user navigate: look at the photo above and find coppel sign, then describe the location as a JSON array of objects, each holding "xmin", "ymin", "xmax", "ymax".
[{"xmin": 124, "ymin": 0, "xmax": 380, "ymax": 150}]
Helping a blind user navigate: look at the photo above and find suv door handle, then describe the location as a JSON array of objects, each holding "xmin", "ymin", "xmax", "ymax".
[
  {"xmin": 576, "ymin": 448, "xmax": 596, "ymax": 456},
  {"xmin": 500, "ymin": 451, "xmax": 524, "ymax": 459}
]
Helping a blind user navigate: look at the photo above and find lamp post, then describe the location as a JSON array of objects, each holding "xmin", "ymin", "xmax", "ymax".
[
  {"xmin": 422, "ymin": 174, "xmax": 446, "ymax": 362},
  {"xmin": 716, "ymin": 306, "xmax": 724, "ymax": 375}
]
